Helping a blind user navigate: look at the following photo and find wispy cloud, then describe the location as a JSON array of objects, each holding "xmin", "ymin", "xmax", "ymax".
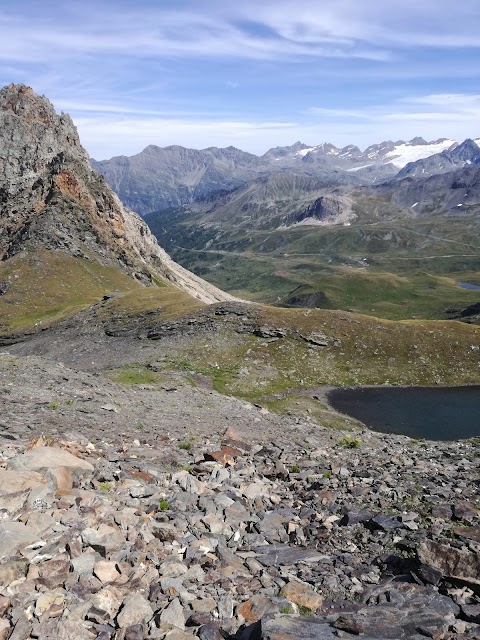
[
  {"xmin": 304, "ymin": 93, "xmax": 480, "ymax": 148},
  {"xmin": 76, "ymin": 116, "xmax": 299, "ymax": 159},
  {"xmin": 1, "ymin": 1, "xmax": 480, "ymax": 157}
]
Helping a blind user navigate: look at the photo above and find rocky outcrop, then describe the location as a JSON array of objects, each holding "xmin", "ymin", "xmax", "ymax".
[{"xmin": 0, "ymin": 83, "xmax": 236, "ymax": 304}]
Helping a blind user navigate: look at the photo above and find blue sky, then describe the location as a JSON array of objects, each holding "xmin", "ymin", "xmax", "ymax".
[{"xmin": 1, "ymin": 0, "xmax": 480, "ymax": 158}]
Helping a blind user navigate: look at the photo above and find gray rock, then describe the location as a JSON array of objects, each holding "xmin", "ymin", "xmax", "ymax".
[
  {"xmin": 262, "ymin": 615, "xmax": 339, "ymax": 640},
  {"xmin": 0, "ymin": 521, "xmax": 41, "ymax": 561},
  {"xmin": 160, "ymin": 598, "xmax": 185, "ymax": 630},
  {"xmin": 254, "ymin": 545, "xmax": 330, "ymax": 567},
  {"xmin": 418, "ymin": 539, "xmax": 480, "ymax": 587},
  {"xmin": 117, "ymin": 593, "xmax": 153, "ymax": 628},
  {"xmin": 82, "ymin": 524, "xmax": 125, "ymax": 556},
  {"xmin": 7, "ymin": 446, "xmax": 94, "ymax": 480}
]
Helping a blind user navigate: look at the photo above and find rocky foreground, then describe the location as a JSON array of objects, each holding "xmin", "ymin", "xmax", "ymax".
[{"xmin": 1, "ymin": 405, "xmax": 479, "ymax": 639}]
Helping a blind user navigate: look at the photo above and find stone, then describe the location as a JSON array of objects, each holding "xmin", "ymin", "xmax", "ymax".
[
  {"xmin": 340, "ymin": 508, "xmax": 375, "ymax": 525},
  {"xmin": 205, "ymin": 446, "xmax": 240, "ymax": 466},
  {"xmin": 370, "ymin": 514, "xmax": 404, "ymax": 530},
  {"xmin": 117, "ymin": 593, "xmax": 153, "ymax": 628},
  {"xmin": 82, "ymin": 524, "xmax": 125, "ymax": 555},
  {"xmin": 254, "ymin": 545, "xmax": 329, "ymax": 567},
  {"xmin": 262, "ymin": 615, "xmax": 338, "ymax": 640},
  {"xmin": 281, "ymin": 579, "xmax": 324, "ymax": 612},
  {"xmin": 0, "ymin": 468, "xmax": 46, "ymax": 496},
  {"xmin": 92, "ymin": 586, "xmax": 125, "ymax": 618},
  {"xmin": 461, "ymin": 604, "xmax": 480, "ymax": 623},
  {"xmin": 332, "ymin": 584, "xmax": 459, "ymax": 639},
  {"xmin": 0, "ymin": 521, "xmax": 41, "ymax": 561},
  {"xmin": 47, "ymin": 466, "xmax": 73, "ymax": 492},
  {"xmin": 191, "ymin": 597, "xmax": 216, "ymax": 613},
  {"xmin": 198, "ymin": 623, "xmax": 224, "ymax": 640},
  {"xmin": 0, "ymin": 620, "xmax": 10, "ymax": 640},
  {"xmin": 94, "ymin": 560, "xmax": 121, "ymax": 583},
  {"xmin": 7, "ymin": 447, "xmax": 94, "ymax": 482},
  {"xmin": 27, "ymin": 557, "xmax": 71, "ymax": 588},
  {"xmin": 8, "ymin": 613, "xmax": 31, "ymax": 640},
  {"xmin": 217, "ymin": 594, "xmax": 234, "ymax": 620},
  {"xmin": 237, "ymin": 595, "xmax": 275, "ymax": 623},
  {"xmin": 72, "ymin": 552, "xmax": 97, "ymax": 578},
  {"xmin": 418, "ymin": 539, "xmax": 480, "ymax": 587},
  {"xmin": 161, "ymin": 598, "xmax": 186, "ymax": 630},
  {"xmin": 172, "ymin": 471, "xmax": 209, "ymax": 495},
  {"xmin": 35, "ymin": 590, "xmax": 66, "ymax": 619},
  {"xmin": 0, "ymin": 558, "xmax": 29, "ymax": 584}
]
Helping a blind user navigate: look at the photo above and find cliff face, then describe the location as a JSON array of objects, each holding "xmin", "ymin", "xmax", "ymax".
[{"xmin": 0, "ymin": 84, "xmax": 235, "ymax": 304}]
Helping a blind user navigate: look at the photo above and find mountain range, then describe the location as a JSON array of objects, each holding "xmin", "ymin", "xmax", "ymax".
[
  {"xmin": 92, "ymin": 136, "xmax": 480, "ymax": 217},
  {"xmin": 89, "ymin": 126, "xmax": 480, "ymax": 320}
]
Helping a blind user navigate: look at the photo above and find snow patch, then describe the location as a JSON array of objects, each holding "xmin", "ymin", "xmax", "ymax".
[
  {"xmin": 346, "ymin": 164, "xmax": 374, "ymax": 172},
  {"xmin": 386, "ymin": 139, "xmax": 456, "ymax": 168},
  {"xmin": 295, "ymin": 146, "xmax": 319, "ymax": 157}
]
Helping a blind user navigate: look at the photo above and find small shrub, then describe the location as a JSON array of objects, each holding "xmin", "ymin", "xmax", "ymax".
[
  {"xmin": 337, "ymin": 435, "xmax": 361, "ymax": 449},
  {"xmin": 290, "ymin": 465, "xmax": 300, "ymax": 473},
  {"xmin": 65, "ymin": 399, "xmax": 74, "ymax": 406},
  {"xmin": 179, "ymin": 442, "xmax": 191, "ymax": 451},
  {"xmin": 298, "ymin": 605, "xmax": 314, "ymax": 616},
  {"xmin": 280, "ymin": 604, "xmax": 294, "ymax": 614},
  {"xmin": 99, "ymin": 482, "xmax": 112, "ymax": 491},
  {"xmin": 47, "ymin": 402, "xmax": 59, "ymax": 410},
  {"xmin": 158, "ymin": 499, "xmax": 170, "ymax": 512},
  {"xmin": 323, "ymin": 470, "xmax": 332, "ymax": 478}
]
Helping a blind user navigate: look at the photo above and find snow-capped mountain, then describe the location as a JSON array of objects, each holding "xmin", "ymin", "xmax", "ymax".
[
  {"xmin": 262, "ymin": 137, "xmax": 459, "ymax": 171},
  {"xmin": 93, "ymin": 136, "xmax": 479, "ymax": 216},
  {"xmin": 395, "ymin": 138, "xmax": 480, "ymax": 179}
]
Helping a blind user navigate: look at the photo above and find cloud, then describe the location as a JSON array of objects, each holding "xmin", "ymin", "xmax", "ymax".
[
  {"xmin": 74, "ymin": 115, "xmax": 300, "ymax": 158},
  {"xmin": 73, "ymin": 91, "xmax": 480, "ymax": 159},
  {"xmin": 304, "ymin": 93, "xmax": 480, "ymax": 148},
  {"xmin": 2, "ymin": 1, "xmax": 480, "ymax": 158}
]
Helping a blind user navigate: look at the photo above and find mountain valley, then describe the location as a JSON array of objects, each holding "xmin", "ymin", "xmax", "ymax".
[
  {"xmin": 91, "ymin": 131, "xmax": 480, "ymax": 321},
  {"xmin": 1, "ymin": 84, "xmax": 480, "ymax": 639}
]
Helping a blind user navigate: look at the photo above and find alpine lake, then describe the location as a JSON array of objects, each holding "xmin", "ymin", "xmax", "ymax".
[{"xmin": 328, "ymin": 385, "xmax": 480, "ymax": 441}]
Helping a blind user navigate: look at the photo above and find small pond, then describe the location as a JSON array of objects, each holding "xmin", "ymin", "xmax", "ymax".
[
  {"xmin": 328, "ymin": 386, "xmax": 480, "ymax": 440},
  {"xmin": 457, "ymin": 281, "xmax": 480, "ymax": 290}
]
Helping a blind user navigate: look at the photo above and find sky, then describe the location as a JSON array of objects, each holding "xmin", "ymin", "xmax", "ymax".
[{"xmin": 1, "ymin": 0, "xmax": 480, "ymax": 159}]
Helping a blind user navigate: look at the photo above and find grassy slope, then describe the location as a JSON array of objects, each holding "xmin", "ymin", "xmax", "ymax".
[
  {"xmin": 0, "ymin": 250, "xmax": 141, "ymax": 334},
  {"xmin": 122, "ymin": 306, "xmax": 480, "ymax": 408},
  {"xmin": 153, "ymin": 211, "xmax": 480, "ymax": 319},
  {"xmin": 0, "ymin": 249, "xmax": 203, "ymax": 336}
]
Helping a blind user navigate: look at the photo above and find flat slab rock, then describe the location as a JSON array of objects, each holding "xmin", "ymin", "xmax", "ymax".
[
  {"xmin": 253, "ymin": 545, "xmax": 330, "ymax": 567},
  {"xmin": 0, "ymin": 521, "xmax": 41, "ymax": 561},
  {"xmin": 7, "ymin": 446, "xmax": 94, "ymax": 476},
  {"xmin": 418, "ymin": 539, "xmax": 480, "ymax": 587},
  {"xmin": 261, "ymin": 615, "xmax": 366, "ymax": 640}
]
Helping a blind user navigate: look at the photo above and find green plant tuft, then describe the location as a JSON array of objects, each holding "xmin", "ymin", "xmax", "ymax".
[
  {"xmin": 337, "ymin": 435, "xmax": 362, "ymax": 449},
  {"xmin": 158, "ymin": 499, "xmax": 170, "ymax": 512},
  {"xmin": 280, "ymin": 604, "xmax": 294, "ymax": 614}
]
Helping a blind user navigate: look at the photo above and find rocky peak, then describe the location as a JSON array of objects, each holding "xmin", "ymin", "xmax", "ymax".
[{"xmin": 0, "ymin": 83, "xmax": 235, "ymax": 304}]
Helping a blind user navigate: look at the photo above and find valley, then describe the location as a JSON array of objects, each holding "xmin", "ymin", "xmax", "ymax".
[
  {"xmin": 0, "ymin": 83, "xmax": 480, "ymax": 640},
  {"xmin": 91, "ymin": 138, "xmax": 480, "ymax": 322}
]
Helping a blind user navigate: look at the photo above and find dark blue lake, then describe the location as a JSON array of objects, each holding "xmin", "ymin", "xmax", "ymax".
[
  {"xmin": 328, "ymin": 386, "xmax": 480, "ymax": 440},
  {"xmin": 458, "ymin": 281, "xmax": 480, "ymax": 290}
]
